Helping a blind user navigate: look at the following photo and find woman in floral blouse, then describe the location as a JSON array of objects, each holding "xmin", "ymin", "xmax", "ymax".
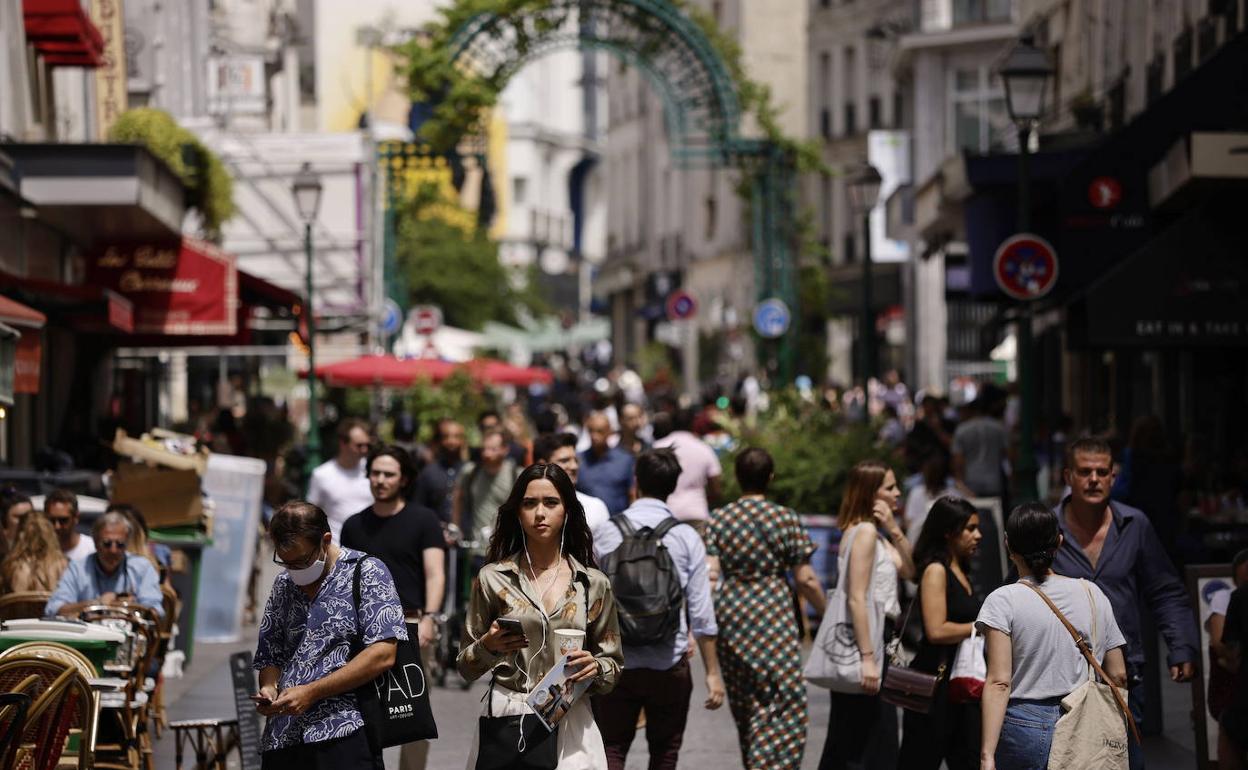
[
  {"xmin": 253, "ymin": 501, "xmax": 407, "ymax": 769},
  {"xmin": 458, "ymin": 462, "xmax": 623, "ymax": 768}
]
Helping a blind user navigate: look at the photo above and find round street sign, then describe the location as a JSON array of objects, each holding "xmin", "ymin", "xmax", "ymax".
[
  {"xmin": 665, "ymin": 290, "xmax": 697, "ymax": 321},
  {"xmin": 753, "ymin": 298, "xmax": 791, "ymax": 339},
  {"xmin": 412, "ymin": 305, "xmax": 443, "ymax": 336},
  {"xmin": 993, "ymin": 234, "xmax": 1059, "ymax": 301},
  {"xmin": 380, "ymin": 299, "xmax": 402, "ymax": 336}
]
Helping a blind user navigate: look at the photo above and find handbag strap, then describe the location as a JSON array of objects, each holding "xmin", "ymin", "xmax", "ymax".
[
  {"xmin": 350, "ymin": 558, "xmax": 366, "ymax": 657},
  {"xmin": 1020, "ymin": 580, "xmax": 1142, "ymax": 745}
]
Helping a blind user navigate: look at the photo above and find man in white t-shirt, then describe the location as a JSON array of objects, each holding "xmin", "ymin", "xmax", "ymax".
[
  {"xmin": 46, "ymin": 489, "xmax": 95, "ymax": 563},
  {"xmin": 306, "ymin": 418, "xmax": 375, "ymax": 543},
  {"xmin": 651, "ymin": 410, "xmax": 721, "ymax": 538},
  {"xmin": 532, "ymin": 432, "xmax": 609, "ymax": 531}
]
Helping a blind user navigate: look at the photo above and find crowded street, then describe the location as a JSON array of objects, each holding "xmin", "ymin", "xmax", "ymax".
[{"xmin": 4, "ymin": 0, "xmax": 1248, "ymax": 769}]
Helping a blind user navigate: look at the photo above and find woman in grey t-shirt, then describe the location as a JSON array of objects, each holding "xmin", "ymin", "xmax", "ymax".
[{"xmin": 976, "ymin": 503, "xmax": 1128, "ymax": 770}]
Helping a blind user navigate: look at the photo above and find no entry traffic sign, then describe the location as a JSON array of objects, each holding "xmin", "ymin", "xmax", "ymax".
[
  {"xmin": 666, "ymin": 290, "xmax": 697, "ymax": 321},
  {"xmin": 993, "ymin": 234, "xmax": 1059, "ymax": 301},
  {"xmin": 412, "ymin": 305, "xmax": 443, "ymax": 335}
]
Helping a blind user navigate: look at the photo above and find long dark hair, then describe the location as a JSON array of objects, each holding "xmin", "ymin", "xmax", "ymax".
[
  {"xmin": 913, "ymin": 496, "xmax": 978, "ymax": 570},
  {"xmin": 1005, "ymin": 502, "xmax": 1060, "ymax": 583},
  {"xmin": 485, "ymin": 463, "xmax": 596, "ymax": 569}
]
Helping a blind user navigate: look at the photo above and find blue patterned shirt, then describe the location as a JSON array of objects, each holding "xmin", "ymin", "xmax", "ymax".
[{"xmin": 253, "ymin": 547, "xmax": 407, "ymax": 751}]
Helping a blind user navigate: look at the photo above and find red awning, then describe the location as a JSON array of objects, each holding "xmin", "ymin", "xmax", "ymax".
[
  {"xmin": 0, "ymin": 269, "xmax": 133, "ymax": 333},
  {"xmin": 239, "ymin": 270, "xmax": 302, "ymax": 314},
  {"xmin": 0, "ymin": 295, "xmax": 47, "ymax": 329},
  {"xmin": 313, "ymin": 355, "xmax": 456, "ymax": 388},
  {"xmin": 88, "ymin": 237, "xmax": 239, "ymax": 336},
  {"xmin": 22, "ymin": 0, "xmax": 105, "ymax": 68},
  {"xmin": 305, "ymin": 355, "xmax": 552, "ymax": 388}
]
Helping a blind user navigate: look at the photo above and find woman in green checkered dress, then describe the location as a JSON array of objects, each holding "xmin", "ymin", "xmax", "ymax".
[{"xmin": 706, "ymin": 448, "xmax": 828, "ymax": 769}]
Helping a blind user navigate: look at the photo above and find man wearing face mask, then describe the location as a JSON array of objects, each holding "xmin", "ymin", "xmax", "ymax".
[
  {"xmin": 45, "ymin": 512, "xmax": 165, "ymax": 618},
  {"xmin": 253, "ymin": 501, "xmax": 406, "ymax": 769}
]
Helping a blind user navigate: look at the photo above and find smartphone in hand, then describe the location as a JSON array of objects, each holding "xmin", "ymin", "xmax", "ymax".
[{"xmin": 496, "ymin": 617, "xmax": 526, "ymax": 639}]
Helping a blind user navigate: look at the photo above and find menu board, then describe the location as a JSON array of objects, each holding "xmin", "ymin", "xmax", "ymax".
[{"xmin": 230, "ymin": 652, "xmax": 263, "ymax": 770}]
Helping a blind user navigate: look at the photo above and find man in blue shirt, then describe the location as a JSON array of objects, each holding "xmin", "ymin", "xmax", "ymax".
[
  {"xmin": 46, "ymin": 511, "xmax": 164, "ymax": 619},
  {"xmin": 1051, "ymin": 436, "xmax": 1198, "ymax": 770},
  {"xmin": 577, "ymin": 412, "xmax": 634, "ymax": 514},
  {"xmin": 591, "ymin": 448, "xmax": 725, "ymax": 770}
]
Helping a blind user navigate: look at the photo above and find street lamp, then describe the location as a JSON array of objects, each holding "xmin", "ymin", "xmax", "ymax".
[
  {"xmin": 998, "ymin": 33, "xmax": 1054, "ymax": 504},
  {"xmin": 292, "ymin": 162, "xmax": 324, "ymax": 477},
  {"xmin": 847, "ymin": 162, "xmax": 882, "ymax": 392}
]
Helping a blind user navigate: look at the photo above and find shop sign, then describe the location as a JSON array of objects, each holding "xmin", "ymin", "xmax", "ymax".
[
  {"xmin": 89, "ymin": 238, "xmax": 238, "ymax": 335},
  {"xmin": 90, "ymin": 0, "xmax": 129, "ymax": 138},
  {"xmin": 206, "ymin": 55, "xmax": 267, "ymax": 116}
]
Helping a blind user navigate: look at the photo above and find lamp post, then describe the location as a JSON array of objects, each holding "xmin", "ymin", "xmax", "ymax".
[
  {"xmin": 847, "ymin": 162, "xmax": 882, "ymax": 393},
  {"xmin": 292, "ymin": 162, "xmax": 324, "ymax": 477},
  {"xmin": 998, "ymin": 33, "xmax": 1054, "ymax": 504}
]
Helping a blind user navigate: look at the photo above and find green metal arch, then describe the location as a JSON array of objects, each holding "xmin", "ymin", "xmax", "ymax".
[{"xmin": 446, "ymin": 0, "xmax": 745, "ymax": 163}]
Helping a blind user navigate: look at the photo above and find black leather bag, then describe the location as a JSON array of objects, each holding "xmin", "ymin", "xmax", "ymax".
[
  {"xmin": 879, "ymin": 599, "xmax": 946, "ymax": 714},
  {"xmin": 350, "ymin": 561, "xmax": 439, "ymax": 752},
  {"xmin": 475, "ymin": 680, "xmax": 558, "ymax": 770}
]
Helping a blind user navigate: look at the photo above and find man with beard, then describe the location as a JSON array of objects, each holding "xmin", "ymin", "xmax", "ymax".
[
  {"xmin": 341, "ymin": 445, "xmax": 445, "ymax": 770},
  {"xmin": 413, "ymin": 418, "xmax": 467, "ymax": 524}
]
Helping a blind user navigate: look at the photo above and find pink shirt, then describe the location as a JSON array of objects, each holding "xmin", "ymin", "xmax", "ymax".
[{"xmin": 652, "ymin": 431, "xmax": 722, "ymax": 522}]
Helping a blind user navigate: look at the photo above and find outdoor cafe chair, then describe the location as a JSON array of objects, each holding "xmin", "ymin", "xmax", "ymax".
[
  {"xmin": 78, "ymin": 606, "xmax": 159, "ymax": 770},
  {"xmin": 151, "ymin": 585, "xmax": 182, "ymax": 739},
  {"xmin": 0, "ymin": 642, "xmax": 107, "ymax": 761},
  {"xmin": 0, "ymin": 692, "xmax": 32, "ymax": 769},
  {"xmin": 0, "ymin": 594, "xmax": 51, "ymax": 623},
  {"xmin": 0, "ymin": 655, "xmax": 92, "ymax": 770}
]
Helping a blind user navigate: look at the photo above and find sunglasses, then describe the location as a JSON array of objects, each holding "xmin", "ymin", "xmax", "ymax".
[
  {"xmin": 98, "ymin": 539, "xmax": 127, "ymax": 550},
  {"xmin": 273, "ymin": 548, "xmax": 323, "ymax": 570},
  {"xmin": 48, "ymin": 517, "xmax": 74, "ymax": 526}
]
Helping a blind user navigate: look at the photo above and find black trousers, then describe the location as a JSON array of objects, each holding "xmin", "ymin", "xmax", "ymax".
[
  {"xmin": 897, "ymin": 697, "xmax": 981, "ymax": 770},
  {"xmin": 261, "ymin": 729, "xmax": 382, "ymax": 770},
  {"xmin": 818, "ymin": 692, "xmax": 898, "ymax": 770}
]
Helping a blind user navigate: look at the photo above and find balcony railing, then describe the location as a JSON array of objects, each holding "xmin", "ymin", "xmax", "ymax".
[{"xmin": 920, "ymin": 0, "xmax": 1015, "ymax": 33}]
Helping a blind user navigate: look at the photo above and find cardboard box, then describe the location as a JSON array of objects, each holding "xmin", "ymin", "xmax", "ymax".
[
  {"xmin": 112, "ymin": 429, "xmax": 208, "ymax": 475},
  {"xmin": 111, "ymin": 463, "xmax": 204, "ymax": 529}
]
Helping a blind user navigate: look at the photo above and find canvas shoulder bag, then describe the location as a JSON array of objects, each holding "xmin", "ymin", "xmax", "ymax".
[
  {"xmin": 350, "ymin": 559, "xmax": 439, "ymax": 753},
  {"xmin": 1020, "ymin": 580, "xmax": 1140, "ymax": 770},
  {"xmin": 803, "ymin": 524, "xmax": 885, "ymax": 692}
]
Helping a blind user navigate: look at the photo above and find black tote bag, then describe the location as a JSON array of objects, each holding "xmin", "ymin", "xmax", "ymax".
[
  {"xmin": 351, "ymin": 561, "xmax": 439, "ymax": 752},
  {"xmin": 475, "ymin": 678, "xmax": 558, "ymax": 770}
]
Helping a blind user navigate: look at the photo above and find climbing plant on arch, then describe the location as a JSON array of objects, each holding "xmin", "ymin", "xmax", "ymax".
[{"xmin": 391, "ymin": 0, "xmax": 817, "ymax": 379}]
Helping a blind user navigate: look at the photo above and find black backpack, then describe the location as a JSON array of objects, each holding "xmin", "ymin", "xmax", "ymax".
[{"xmin": 600, "ymin": 516, "xmax": 686, "ymax": 646}]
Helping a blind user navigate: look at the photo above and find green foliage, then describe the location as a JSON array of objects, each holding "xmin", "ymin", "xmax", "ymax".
[
  {"xmin": 394, "ymin": 183, "xmax": 547, "ymax": 329},
  {"xmin": 719, "ymin": 390, "xmax": 893, "ymax": 515},
  {"xmin": 403, "ymin": 369, "xmax": 496, "ymax": 444},
  {"xmin": 108, "ymin": 108, "xmax": 236, "ymax": 237}
]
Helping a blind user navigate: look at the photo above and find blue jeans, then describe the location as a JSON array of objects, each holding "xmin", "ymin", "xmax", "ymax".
[
  {"xmin": 1128, "ymin": 685, "xmax": 1144, "ymax": 770},
  {"xmin": 996, "ymin": 698, "xmax": 1063, "ymax": 770}
]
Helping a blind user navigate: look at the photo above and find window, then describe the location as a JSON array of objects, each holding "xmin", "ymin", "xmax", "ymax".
[
  {"xmin": 948, "ymin": 66, "xmax": 1009, "ymax": 154},
  {"xmin": 820, "ymin": 173, "xmax": 833, "ymax": 240},
  {"xmin": 953, "ymin": 0, "xmax": 1013, "ymax": 25},
  {"xmin": 819, "ymin": 51, "xmax": 831, "ymax": 109},
  {"xmin": 869, "ymin": 96, "xmax": 882, "ymax": 129},
  {"xmin": 893, "ymin": 90, "xmax": 904, "ymax": 127},
  {"xmin": 843, "ymin": 232, "xmax": 856, "ymax": 264},
  {"xmin": 842, "ymin": 46, "xmax": 856, "ymax": 134},
  {"xmin": 821, "ymin": 109, "xmax": 831, "ymax": 139},
  {"xmin": 512, "ymin": 177, "xmax": 528, "ymax": 205},
  {"xmin": 844, "ymin": 102, "xmax": 857, "ymax": 135}
]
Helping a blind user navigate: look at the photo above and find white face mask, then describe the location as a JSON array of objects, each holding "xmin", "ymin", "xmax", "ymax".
[{"xmin": 286, "ymin": 548, "xmax": 327, "ymax": 586}]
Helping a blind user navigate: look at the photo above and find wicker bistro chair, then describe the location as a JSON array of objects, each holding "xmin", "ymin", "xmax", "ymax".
[
  {"xmin": 79, "ymin": 606, "xmax": 159, "ymax": 770},
  {"xmin": 0, "ymin": 642, "xmax": 103, "ymax": 767},
  {"xmin": 0, "ymin": 594, "xmax": 52, "ymax": 623},
  {"xmin": 0, "ymin": 692, "xmax": 32, "ymax": 768},
  {"xmin": 151, "ymin": 586, "xmax": 182, "ymax": 739},
  {"xmin": 0, "ymin": 656, "xmax": 93, "ymax": 770}
]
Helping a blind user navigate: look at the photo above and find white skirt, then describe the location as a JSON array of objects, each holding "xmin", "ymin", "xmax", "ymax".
[{"xmin": 464, "ymin": 686, "xmax": 607, "ymax": 770}]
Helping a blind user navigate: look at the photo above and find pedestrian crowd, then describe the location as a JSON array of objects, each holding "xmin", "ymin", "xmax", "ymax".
[{"xmin": 8, "ymin": 377, "xmax": 1243, "ymax": 770}]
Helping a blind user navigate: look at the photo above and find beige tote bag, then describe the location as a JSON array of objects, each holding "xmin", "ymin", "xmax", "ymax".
[{"xmin": 1020, "ymin": 580, "xmax": 1140, "ymax": 770}]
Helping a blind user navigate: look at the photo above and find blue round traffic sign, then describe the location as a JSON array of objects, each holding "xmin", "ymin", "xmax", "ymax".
[
  {"xmin": 666, "ymin": 290, "xmax": 697, "ymax": 321},
  {"xmin": 381, "ymin": 299, "xmax": 402, "ymax": 335},
  {"xmin": 753, "ymin": 298, "xmax": 791, "ymax": 339}
]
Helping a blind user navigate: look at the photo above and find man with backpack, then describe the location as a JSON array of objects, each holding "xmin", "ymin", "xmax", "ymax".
[{"xmin": 591, "ymin": 448, "xmax": 725, "ymax": 770}]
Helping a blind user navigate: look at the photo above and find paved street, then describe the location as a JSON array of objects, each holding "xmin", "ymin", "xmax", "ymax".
[{"xmin": 153, "ymin": 573, "xmax": 1201, "ymax": 770}]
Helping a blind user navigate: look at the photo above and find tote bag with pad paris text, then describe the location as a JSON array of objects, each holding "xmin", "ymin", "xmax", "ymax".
[
  {"xmin": 1021, "ymin": 580, "xmax": 1140, "ymax": 770},
  {"xmin": 803, "ymin": 524, "xmax": 885, "ymax": 692}
]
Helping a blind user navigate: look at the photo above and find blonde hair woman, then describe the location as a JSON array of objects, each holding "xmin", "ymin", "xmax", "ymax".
[
  {"xmin": 817, "ymin": 460, "xmax": 916, "ymax": 770},
  {"xmin": 1, "ymin": 512, "xmax": 68, "ymax": 593}
]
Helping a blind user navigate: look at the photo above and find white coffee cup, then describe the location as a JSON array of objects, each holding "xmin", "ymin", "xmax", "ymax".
[{"xmin": 554, "ymin": 629, "xmax": 585, "ymax": 657}]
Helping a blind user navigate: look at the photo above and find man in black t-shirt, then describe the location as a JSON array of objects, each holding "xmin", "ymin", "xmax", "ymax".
[
  {"xmin": 341, "ymin": 445, "xmax": 445, "ymax": 769},
  {"xmin": 1221, "ymin": 584, "xmax": 1248, "ymax": 766}
]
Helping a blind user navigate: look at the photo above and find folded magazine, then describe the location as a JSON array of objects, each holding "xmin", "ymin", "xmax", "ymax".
[{"xmin": 525, "ymin": 654, "xmax": 592, "ymax": 731}]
